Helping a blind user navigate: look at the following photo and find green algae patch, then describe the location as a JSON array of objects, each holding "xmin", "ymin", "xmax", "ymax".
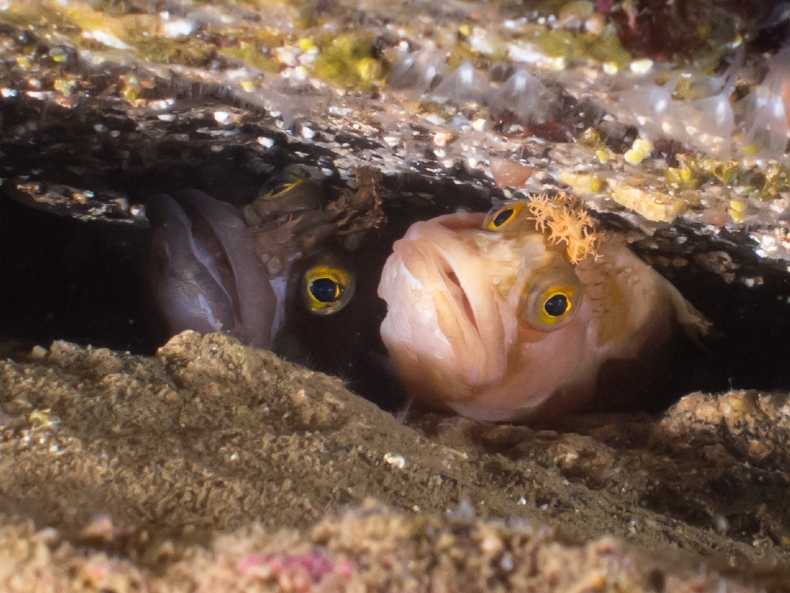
[
  {"xmin": 678, "ymin": 157, "xmax": 790, "ymax": 202},
  {"xmin": 314, "ymin": 33, "xmax": 383, "ymax": 87},
  {"xmin": 528, "ymin": 28, "xmax": 631, "ymax": 68},
  {"xmin": 48, "ymin": 3, "xmax": 158, "ymax": 49},
  {"xmin": 218, "ymin": 42, "xmax": 281, "ymax": 73},
  {"xmin": 135, "ymin": 36, "xmax": 217, "ymax": 67},
  {"xmin": 666, "ymin": 163, "xmax": 700, "ymax": 191}
]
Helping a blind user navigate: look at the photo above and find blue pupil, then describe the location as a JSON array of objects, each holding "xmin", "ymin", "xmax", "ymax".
[
  {"xmin": 310, "ymin": 278, "xmax": 339, "ymax": 303},
  {"xmin": 544, "ymin": 294, "xmax": 568, "ymax": 317}
]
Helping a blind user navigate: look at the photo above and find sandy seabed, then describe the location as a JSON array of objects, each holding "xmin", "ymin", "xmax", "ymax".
[{"xmin": 0, "ymin": 332, "xmax": 788, "ymax": 592}]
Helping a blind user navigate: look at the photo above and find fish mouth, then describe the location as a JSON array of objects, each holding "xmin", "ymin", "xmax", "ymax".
[
  {"xmin": 441, "ymin": 265, "xmax": 480, "ymax": 339},
  {"xmin": 410, "ymin": 239, "xmax": 502, "ymax": 382},
  {"xmin": 378, "ymin": 213, "xmax": 510, "ymax": 392}
]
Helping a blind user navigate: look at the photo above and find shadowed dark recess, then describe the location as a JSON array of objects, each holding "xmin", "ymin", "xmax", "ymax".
[
  {"xmin": 5, "ymin": 174, "xmax": 790, "ymax": 415},
  {"xmin": 0, "ymin": 194, "xmax": 148, "ymax": 354}
]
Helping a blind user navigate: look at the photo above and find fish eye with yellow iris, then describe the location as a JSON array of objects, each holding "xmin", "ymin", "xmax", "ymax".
[
  {"xmin": 484, "ymin": 201, "xmax": 527, "ymax": 231},
  {"xmin": 140, "ymin": 168, "xmax": 790, "ymax": 424},
  {"xmin": 302, "ymin": 263, "xmax": 355, "ymax": 315}
]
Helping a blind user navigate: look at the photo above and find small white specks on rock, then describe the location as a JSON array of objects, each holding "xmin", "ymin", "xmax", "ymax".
[
  {"xmin": 276, "ymin": 46, "xmax": 301, "ymax": 68},
  {"xmin": 160, "ymin": 18, "xmax": 195, "ymax": 38},
  {"xmin": 714, "ymin": 515, "xmax": 729, "ymax": 533},
  {"xmin": 383, "ymin": 453, "xmax": 406, "ymax": 468},
  {"xmin": 82, "ymin": 30, "xmax": 131, "ymax": 50},
  {"xmin": 148, "ymin": 99, "xmax": 175, "ymax": 110},
  {"xmin": 630, "ymin": 59, "xmax": 654, "ymax": 74},
  {"xmin": 433, "ymin": 131, "xmax": 453, "ymax": 146},
  {"xmin": 29, "ymin": 345, "xmax": 49, "ymax": 360}
]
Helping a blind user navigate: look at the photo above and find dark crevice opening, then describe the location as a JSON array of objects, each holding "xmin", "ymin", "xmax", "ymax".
[{"xmin": 4, "ymin": 183, "xmax": 790, "ymax": 417}]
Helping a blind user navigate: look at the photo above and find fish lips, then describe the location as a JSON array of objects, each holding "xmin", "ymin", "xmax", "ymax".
[
  {"xmin": 146, "ymin": 190, "xmax": 279, "ymax": 349},
  {"xmin": 378, "ymin": 214, "xmax": 509, "ymax": 393}
]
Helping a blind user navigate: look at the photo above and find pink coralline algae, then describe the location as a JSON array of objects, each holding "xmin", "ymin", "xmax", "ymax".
[
  {"xmin": 237, "ymin": 552, "xmax": 355, "ymax": 591},
  {"xmin": 595, "ymin": 0, "xmax": 615, "ymax": 13}
]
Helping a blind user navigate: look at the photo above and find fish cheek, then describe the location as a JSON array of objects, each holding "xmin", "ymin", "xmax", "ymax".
[
  {"xmin": 517, "ymin": 325, "xmax": 555, "ymax": 343},
  {"xmin": 585, "ymin": 274, "xmax": 632, "ymax": 347}
]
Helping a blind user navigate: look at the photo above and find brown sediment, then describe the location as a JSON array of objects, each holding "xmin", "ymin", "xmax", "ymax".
[{"xmin": 0, "ymin": 333, "xmax": 789, "ymax": 590}]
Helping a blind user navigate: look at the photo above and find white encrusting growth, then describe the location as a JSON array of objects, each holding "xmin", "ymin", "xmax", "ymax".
[
  {"xmin": 433, "ymin": 61, "xmax": 490, "ymax": 105},
  {"xmin": 743, "ymin": 45, "xmax": 790, "ymax": 156},
  {"xmin": 388, "ymin": 45, "xmax": 790, "ymax": 158},
  {"xmin": 491, "ymin": 69, "xmax": 554, "ymax": 123},
  {"xmin": 389, "ymin": 51, "xmax": 556, "ymax": 125}
]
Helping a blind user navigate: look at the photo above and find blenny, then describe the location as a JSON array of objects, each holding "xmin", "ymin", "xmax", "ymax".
[
  {"xmin": 378, "ymin": 195, "xmax": 709, "ymax": 423},
  {"xmin": 145, "ymin": 166, "xmax": 400, "ymax": 405}
]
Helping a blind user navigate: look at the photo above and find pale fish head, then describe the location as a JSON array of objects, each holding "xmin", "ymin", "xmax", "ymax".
[{"xmin": 378, "ymin": 210, "xmax": 605, "ymax": 422}]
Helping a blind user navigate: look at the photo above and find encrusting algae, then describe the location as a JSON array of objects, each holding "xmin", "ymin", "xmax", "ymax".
[{"xmin": 5, "ymin": 0, "xmax": 790, "ymax": 245}]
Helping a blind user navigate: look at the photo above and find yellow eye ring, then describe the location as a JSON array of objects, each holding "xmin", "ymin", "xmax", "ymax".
[
  {"xmin": 485, "ymin": 201, "xmax": 526, "ymax": 231},
  {"xmin": 538, "ymin": 287, "xmax": 574, "ymax": 325},
  {"xmin": 520, "ymin": 266, "xmax": 583, "ymax": 332},
  {"xmin": 303, "ymin": 264, "xmax": 355, "ymax": 315},
  {"xmin": 263, "ymin": 177, "xmax": 304, "ymax": 201}
]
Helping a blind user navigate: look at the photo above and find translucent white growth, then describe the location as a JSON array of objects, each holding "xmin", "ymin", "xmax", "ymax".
[
  {"xmin": 389, "ymin": 49, "xmax": 448, "ymax": 93},
  {"xmin": 432, "ymin": 61, "xmax": 490, "ymax": 104},
  {"xmin": 609, "ymin": 51, "xmax": 743, "ymax": 157},
  {"xmin": 388, "ymin": 44, "xmax": 789, "ymax": 158},
  {"xmin": 676, "ymin": 92, "xmax": 735, "ymax": 157},
  {"xmin": 742, "ymin": 46, "xmax": 790, "ymax": 157},
  {"xmin": 744, "ymin": 93, "xmax": 788, "ymax": 156},
  {"xmin": 616, "ymin": 77, "xmax": 676, "ymax": 140},
  {"xmin": 491, "ymin": 69, "xmax": 554, "ymax": 123}
]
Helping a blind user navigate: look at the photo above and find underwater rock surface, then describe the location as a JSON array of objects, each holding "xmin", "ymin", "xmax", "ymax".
[
  {"xmin": 0, "ymin": 332, "xmax": 789, "ymax": 591},
  {"xmin": 4, "ymin": 0, "xmax": 790, "ymax": 589}
]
